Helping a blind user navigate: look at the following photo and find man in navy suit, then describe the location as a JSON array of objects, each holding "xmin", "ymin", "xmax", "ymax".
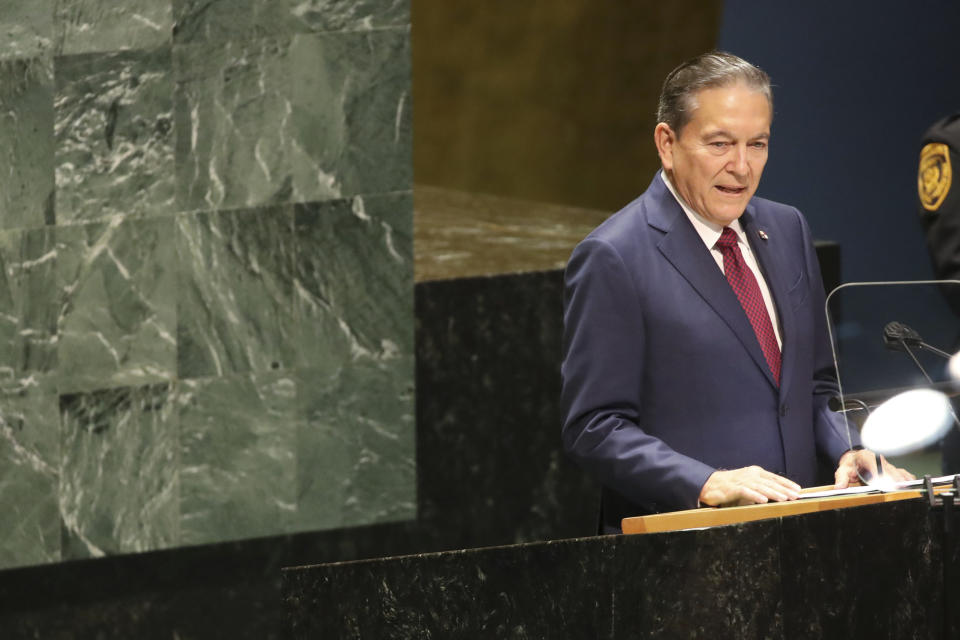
[{"xmin": 561, "ymin": 51, "xmax": 912, "ymax": 533}]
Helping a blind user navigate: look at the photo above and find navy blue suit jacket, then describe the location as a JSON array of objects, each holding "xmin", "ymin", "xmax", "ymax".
[{"xmin": 560, "ymin": 173, "xmax": 857, "ymax": 532}]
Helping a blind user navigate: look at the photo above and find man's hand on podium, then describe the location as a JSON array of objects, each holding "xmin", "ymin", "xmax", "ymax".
[
  {"xmin": 833, "ymin": 449, "xmax": 915, "ymax": 489},
  {"xmin": 698, "ymin": 466, "xmax": 802, "ymax": 507}
]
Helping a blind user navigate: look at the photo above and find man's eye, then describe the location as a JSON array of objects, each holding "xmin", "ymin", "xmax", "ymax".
[
  {"xmin": 751, "ymin": 142, "xmax": 768, "ymax": 150},
  {"xmin": 710, "ymin": 142, "xmax": 728, "ymax": 149}
]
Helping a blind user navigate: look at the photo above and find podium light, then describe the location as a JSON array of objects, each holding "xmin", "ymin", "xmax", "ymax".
[
  {"xmin": 949, "ymin": 350, "xmax": 960, "ymax": 381},
  {"xmin": 860, "ymin": 388, "xmax": 953, "ymax": 457}
]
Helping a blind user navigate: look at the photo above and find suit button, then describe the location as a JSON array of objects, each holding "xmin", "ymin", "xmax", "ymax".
[{"xmin": 780, "ymin": 404, "xmax": 789, "ymax": 417}]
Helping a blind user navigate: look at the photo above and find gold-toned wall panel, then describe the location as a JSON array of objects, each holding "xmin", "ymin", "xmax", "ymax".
[{"xmin": 413, "ymin": 1, "xmax": 723, "ymax": 211}]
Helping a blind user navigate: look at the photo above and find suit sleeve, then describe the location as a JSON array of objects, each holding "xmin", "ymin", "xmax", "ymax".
[
  {"xmin": 560, "ymin": 237, "xmax": 715, "ymax": 512},
  {"xmin": 794, "ymin": 210, "xmax": 862, "ymax": 463}
]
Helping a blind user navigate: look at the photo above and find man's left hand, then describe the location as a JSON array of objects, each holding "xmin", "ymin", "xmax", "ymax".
[{"xmin": 834, "ymin": 449, "xmax": 915, "ymax": 489}]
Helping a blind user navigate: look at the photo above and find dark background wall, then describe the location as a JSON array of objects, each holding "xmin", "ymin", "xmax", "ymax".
[{"xmin": 719, "ymin": 0, "xmax": 960, "ymax": 283}]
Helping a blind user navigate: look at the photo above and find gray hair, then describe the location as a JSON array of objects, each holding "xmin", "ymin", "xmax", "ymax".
[{"xmin": 657, "ymin": 51, "xmax": 772, "ymax": 135}]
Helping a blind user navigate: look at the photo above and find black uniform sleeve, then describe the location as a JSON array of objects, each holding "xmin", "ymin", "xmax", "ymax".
[{"xmin": 918, "ymin": 113, "xmax": 960, "ymax": 315}]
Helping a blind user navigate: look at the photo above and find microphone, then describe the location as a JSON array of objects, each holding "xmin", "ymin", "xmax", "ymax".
[
  {"xmin": 882, "ymin": 321, "xmax": 922, "ymax": 351},
  {"xmin": 829, "ymin": 321, "xmax": 956, "ymax": 415},
  {"xmin": 882, "ymin": 321, "xmax": 952, "ymax": 360},
  {"xmin": 856, "ymin": 321, "xmax": 960, "ymax": 458}
]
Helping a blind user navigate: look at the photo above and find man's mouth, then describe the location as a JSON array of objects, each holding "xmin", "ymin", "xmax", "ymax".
[{"xmin": 715, "ymin": 185, "xmax": 747, "ymax": 195}]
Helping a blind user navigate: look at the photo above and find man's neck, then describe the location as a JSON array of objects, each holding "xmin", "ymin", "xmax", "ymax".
[{"xmin": 660, "ymin": 170, "xmax": 731, "ymax": 234}]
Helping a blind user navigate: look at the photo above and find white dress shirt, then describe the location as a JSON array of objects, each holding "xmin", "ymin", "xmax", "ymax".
[{"xmin": 660, "ymin": 171, "xmax": 782, "ymax": 348}]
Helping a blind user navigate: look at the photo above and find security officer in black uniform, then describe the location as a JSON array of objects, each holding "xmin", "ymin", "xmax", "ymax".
[
  {"xmin": 918, "ymin": 112, "xmax": 960, "ymax": 472},
  {"xmin": 920, "ymin": 113, "xmax": 960, "ymax": 307}
]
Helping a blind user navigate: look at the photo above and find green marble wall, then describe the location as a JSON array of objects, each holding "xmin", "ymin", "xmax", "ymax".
[{"xmin": 0, "ymin": 0, "xmax": 413, "ymax": 569}]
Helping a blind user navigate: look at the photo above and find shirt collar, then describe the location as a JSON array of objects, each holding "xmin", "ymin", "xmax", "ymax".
[{"xmin": 660, "ymin": 170, "xmax": 746, "ymax": 249}]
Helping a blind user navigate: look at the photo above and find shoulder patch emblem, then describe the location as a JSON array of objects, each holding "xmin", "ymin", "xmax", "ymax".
[{"xmin": 919, "ymin": 142, "xmax": 952, "ymax": 212}]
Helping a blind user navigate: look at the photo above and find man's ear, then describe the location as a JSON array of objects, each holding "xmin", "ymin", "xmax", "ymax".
[{"xmin": 654, "ymin": 123, "xmax": 676, "ymax": 170}]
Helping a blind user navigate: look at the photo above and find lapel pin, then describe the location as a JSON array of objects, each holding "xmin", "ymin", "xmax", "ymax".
[{"xmin": 758, "ymin": 230, "xmax": 769, "ymax": 241}]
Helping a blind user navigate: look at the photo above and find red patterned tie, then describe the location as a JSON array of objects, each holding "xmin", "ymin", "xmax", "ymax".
[{"xmin": 715, "ymin": 227, "xmax": 781, "ymax": 385}]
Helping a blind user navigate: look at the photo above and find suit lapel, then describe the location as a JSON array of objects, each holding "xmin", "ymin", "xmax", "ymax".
[
  {"xmin": 740, "ymin": 206, "xmax": 795, "ymax": 396},
  {"xmin": 648, "ymin": 181, "xmax": 778, "ymax": 389}
]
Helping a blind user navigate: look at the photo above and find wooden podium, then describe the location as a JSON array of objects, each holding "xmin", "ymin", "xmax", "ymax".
[{"xmin": 622, "ymin": 485, "xmax": 930, "ymax": 534}]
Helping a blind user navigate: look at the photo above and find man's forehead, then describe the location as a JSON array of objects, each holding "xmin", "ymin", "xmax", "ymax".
[
  {"xmin": 681, "ymin": 88, "xmax": 772, "ymax": 134},
  {"xmin": 688, "ymin": 81, "xmax": 772, "ymax": 108},
  {"xmin": 701, "ymin": 127, "xmax": 770, "ymax": 139}
]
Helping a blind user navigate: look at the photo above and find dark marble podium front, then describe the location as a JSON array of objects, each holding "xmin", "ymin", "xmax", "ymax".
[{"xmin": 284, "ymin": 499, "xmax": 954, "ymax": 639}]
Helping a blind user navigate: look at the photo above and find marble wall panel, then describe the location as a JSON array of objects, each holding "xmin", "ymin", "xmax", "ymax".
[
  {"xmin": 0, "ymin": 227, "xmax": 59, "ymax": 395},
  {"xmin": 292, "ymin": 193, "xmax": 413, "ymax": 372},
  {"xmin": 59, "ymin": 383, "xmax": 178, "ymax": 560},
  {"xmin": 0, "ymin": 1, "xmax": 53, "ymax": 60},
  {"xmin": 0, "ymin": 268, "xmax": 595, "ymax": 633},
  {"xmin": 295, "ymin": 356, "xmax": 415, "ymax": 532},
  {"xmin": 415, "ymin": 271, "xmax": 599, "ymax": 549},
  {"xmin": 56, "ymin": 218, "xmax": 177, "ymax": 394},
  {"xmin": 55, "ymin": 0, "xmax": 173, "ymax": 56},
  {"xmin": 0, "ymin": 391, "xmax": 60, "ymax": 569},
  {"xmin": 54, "ymin": 48, "xmax": 175, "ymax": 224},
  {"xmin": 0, "ymin": 56, "xmax": 55, "ymax": 231},
  {"xmin": 178, "ymin": 372, "xmax": 297, "ymax": 545},
  {"xmin": 172, "ymin": 0, "xmax": 409, "ymax": 44},
  {"xmin": 174, "ymin": 28, "xmax": 411, "ymax": 211},
  {"xmin": 0, "ymin": 0, "xmax": 414, "ymax": 576},
  {"xmin": 175, "ymin": 206, "xmax": 296, "ymax": 379}
]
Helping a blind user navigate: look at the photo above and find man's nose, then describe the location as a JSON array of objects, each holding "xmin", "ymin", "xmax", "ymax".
[{"xmin": 727, "ymin": 145, "xmax": 749, "ymax": 175}]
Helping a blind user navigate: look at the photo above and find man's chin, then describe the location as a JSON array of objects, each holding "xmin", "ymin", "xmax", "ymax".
[{"xmin": 704, "ymin": 205, "xmax": 748, "ymax": 226}]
